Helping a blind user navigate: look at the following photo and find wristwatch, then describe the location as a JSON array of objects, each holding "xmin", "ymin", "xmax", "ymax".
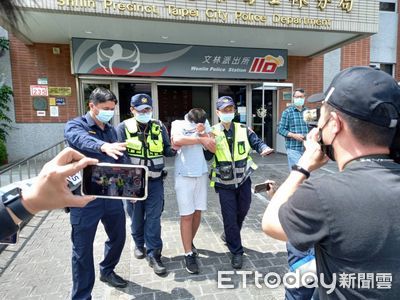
[
  {"xmin": 3, "ymin": 187, "xmax": 34, "ymax": 223},
  {"xmin": 291, "ymin": 164, "xmax": 310, "ymax": 179}
]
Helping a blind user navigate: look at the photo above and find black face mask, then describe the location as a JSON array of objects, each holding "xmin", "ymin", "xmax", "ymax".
[{"xmin": 318, "ymin": 118, "xmax": 336, "ymax": 161}]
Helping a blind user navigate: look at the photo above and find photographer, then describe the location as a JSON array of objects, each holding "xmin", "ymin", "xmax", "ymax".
[
  {"xmin": 262, "ymin": 66, "xmax": 400, "ymax": 299},
  {"xmin": 0, "ymin": 147, "xmax": 97, "ymax": 240}
]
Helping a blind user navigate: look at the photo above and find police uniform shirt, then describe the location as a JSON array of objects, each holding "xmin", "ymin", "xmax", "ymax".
[{"xmin": 64, "ymin": 112, "xmax": 126, "ymax": 163}]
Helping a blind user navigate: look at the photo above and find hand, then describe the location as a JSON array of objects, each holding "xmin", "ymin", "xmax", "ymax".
[
  {"xmin": 261, "ymin": 147, "xmax": 274, "ymax": 157},
  {"xmin": 199, "ymin": 136, "xmax": 216, "ymax": 153},
  {"xmin": 265, "ymin": 180, "xmax": 278, "ymax": 198},
  {"xmin": 21, "ymin": 147, "xmax": 98, "ymax": 214},
  {"xmin": 290, "ymin": 133, "xmax": 306, "ymax": 142},
  {"xmin": 100, "ymin": 142, "xmax": 127, "ymax": 160},
  {"xmin": 196, "ymin": 123, "xmax": 206, "ymax": 134},
  {"xmin": 171, "ymin": 140, "xmax": 181, "ymax": 151},
  {"xmin": 297, "ymin": 128, "xmax": 329, "ymax": 172}
]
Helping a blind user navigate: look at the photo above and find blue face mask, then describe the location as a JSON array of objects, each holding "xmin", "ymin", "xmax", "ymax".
[
  {"xmin": 136, "ymin": 112, "xmax": 152, "ymax": 124},
  {"xmin": 294, "ymin": 97, "xmax": 305, "ymax": 107},
  {"xmin": 219, "ymin": 112, "xmax": 235, "ymax": 123},
  {"xmin": 95, "ymin": 109, "xmax": 114, "ymax": 123}
]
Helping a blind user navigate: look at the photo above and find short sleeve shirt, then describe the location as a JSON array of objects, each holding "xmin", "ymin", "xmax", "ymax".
[
  {"xmin": 171, "ymin": 117, "xmax": 210, "ymax": 177},
  {"xmin": 279, "ymin": 160, "xmax": 400, "ymax": 299}
]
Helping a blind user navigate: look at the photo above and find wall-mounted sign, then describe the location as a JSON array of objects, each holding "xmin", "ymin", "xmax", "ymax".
[
  {"xmin": 282, "ymin": 92, "xmax": 292, "ymax": 101},
  {"xmin": 49, "ymin": 97, "xmax": 56, "ymax": 106},
  {"xmin": 32, "ymin": 97, "xmax": 48, "ymax": 110},
  {"xmin": 72, "ymin": 38, "xmax": 287, "ymax": 80},
  {"xmin": 37, "ymin": 77, "xmax": 48, "ymax": 85},
  {"xmin": 40, "ymin": 0, "xmax": 378, "ymax": 33},
  {"xmin": 50, "ymin": 106, "xmax": 59, "ymax": 117},
  {"xmin": 48, "ymin": 87, "xmax": 72, "ymax": 96},
  {"xmin": 30, "ymin": 85, "xmax": 48, "ymax": 96},
  {"xmin": 37, "ymin": 111, "xmax": 46, "ymax": 117},
  {"xmin": 56, "ymin": 97, "xmax": 66, "ymax": 105}
]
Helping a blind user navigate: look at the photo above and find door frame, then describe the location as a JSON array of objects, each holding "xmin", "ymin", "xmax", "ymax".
[{"xmin": 77, "ymin": 76, "xmax": 293, "ymax": 151}]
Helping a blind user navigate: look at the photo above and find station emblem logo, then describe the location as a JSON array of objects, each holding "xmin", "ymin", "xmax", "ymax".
[
  {"xmin": 249, "ymin": 55, "xmax": 285, "ymax": 74},
  {"xmin": 97, "ymin": 42, "xmax": 141, "ymax": 75}
]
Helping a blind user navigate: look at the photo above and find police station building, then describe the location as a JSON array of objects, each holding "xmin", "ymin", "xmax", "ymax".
[{"xmin": 0, "ymin": 0, "xmax": 396, "ymax": 161}]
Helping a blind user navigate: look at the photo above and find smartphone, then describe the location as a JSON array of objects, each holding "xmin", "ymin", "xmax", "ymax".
[
  {"xmin": 0, "ymin": 232, "xmax": 18, "ymax": 245},
  {"xmin": 81, "ymin": 163, "xmax": 148, "ymax": 200},
  {"xmin": 254, "ymin": 182, "xmax": 271, "ymax": 193}
]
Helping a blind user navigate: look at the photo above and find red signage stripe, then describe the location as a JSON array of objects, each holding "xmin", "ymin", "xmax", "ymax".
[
  {"xmin": 250, "ymin": 58, "xmax": 261, "ymax": 72},
  {"xmin": 256, "ymin": 59, "xmax": 265, "ymax": 73}
]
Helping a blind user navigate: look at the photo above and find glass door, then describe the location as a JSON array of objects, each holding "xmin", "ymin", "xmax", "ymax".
[
  {"xmin": 218, "ymin": 85, "xmax": 246, "ymax": 124},
  {"xmin": 251, "ymin": 84, "xmax": 273, "ymax": 146},
  {"xmin": 117, "ymin": 82, "xmax": 152, "ymax": 121},
  {"xmin": 79, "ymin": 80, "xmax": 112, "ymax": 115}
]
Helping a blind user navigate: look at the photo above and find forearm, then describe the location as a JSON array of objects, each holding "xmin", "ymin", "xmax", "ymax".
[
  {"xmin": 262, "ymin": 171, "xmax": 307, "ymax": 240},
  {"xmin": 172, "ymin": 136, "xmax": 201, "ymax": 146}
]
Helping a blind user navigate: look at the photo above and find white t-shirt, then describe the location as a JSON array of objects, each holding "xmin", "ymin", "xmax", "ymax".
[{"xmin": 171, "ymin": 116, "xmax": 211, "ymax": 177}]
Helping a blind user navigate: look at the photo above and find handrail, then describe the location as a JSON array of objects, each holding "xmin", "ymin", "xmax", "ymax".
[{"xmin": 0, "ymin": 140, "xmax": 66, "ymax": 186}]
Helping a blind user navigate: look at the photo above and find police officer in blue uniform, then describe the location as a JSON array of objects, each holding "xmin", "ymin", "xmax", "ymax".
[
  {"xmin": 116, "ymin": 94, "xmax": 176, "ymax": 275},
  {"xmin": 64, "ymin": 87, "xmax": 128, "ymax": 299},
  {"xmin": 210, "ymin": 96, "xmax": 274, "ymax": 269}
]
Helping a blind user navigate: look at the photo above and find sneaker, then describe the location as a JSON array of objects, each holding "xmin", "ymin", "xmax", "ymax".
[
  {"xmin": 184, "ymin": 254, "xmax": 199, "ymax": 274},
  {"xmin": 134, "ymin": 246, "xmax": 146, "ymax": 259},
  {"xmin": 191, "ymin": 243, "xmax": 199, "ymax": 257}
]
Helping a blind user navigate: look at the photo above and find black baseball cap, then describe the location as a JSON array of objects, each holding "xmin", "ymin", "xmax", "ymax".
[
  {"xmin": 308, "ymin": 66, "xmax": 400, "ymax": 128},
  {"xmin": 216, "ymin": 96, "xmax": 235, "ymax": 110},
  {"xmin": 131, "ymin": 94, "xmax": 153, "ymax": 110}
]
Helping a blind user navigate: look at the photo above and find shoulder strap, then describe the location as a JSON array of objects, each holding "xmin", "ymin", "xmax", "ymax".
[{"xmin": 124, "ymin": 118, "xmax": 138, "ymax": 134}]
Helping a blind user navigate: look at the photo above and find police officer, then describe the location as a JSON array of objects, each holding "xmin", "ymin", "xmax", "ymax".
[
  {"xmin": 64, "ymin": 87, "xmax": 128, "ymax": 299},
  {"xmin": 211, "ymin": 96, "xmax": 274, "ymax": 269},
  {"xmin": 116, "ymin": 94, "xmax": 176, "ymax": 275}
]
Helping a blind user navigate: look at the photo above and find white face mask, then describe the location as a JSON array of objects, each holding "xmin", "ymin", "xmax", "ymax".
[
  {"xmin": 135, "ymin": 112, "xmax": 152, "ymax": 123},
  {"xmin": 294, "ymin": 97, "xmax": 305, "ymax": 107},
  {"xmin": 95, "ymin": 109, "xmax": 114, "ymax": 123},
  {"xmin": 219, "ymin": 112, "xmax": 235, "ymax": 123}
]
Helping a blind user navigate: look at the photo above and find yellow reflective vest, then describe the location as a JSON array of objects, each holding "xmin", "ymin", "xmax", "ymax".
[
  {"xmin": 124, "ymin": 118, "xmax": 165, "ymax": 177},
  {"xmin": 210, "ymin": 122, "xmax": 257, "ymax": 188}
]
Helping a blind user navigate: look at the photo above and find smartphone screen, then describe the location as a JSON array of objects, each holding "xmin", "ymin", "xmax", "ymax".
[
  {"xmin": 0, "ymin": 232, "xmax": 18, "ymax": 245},
  {"xmin": 81, "ymin": 163, "xmax": 148, "ymax": 200}
]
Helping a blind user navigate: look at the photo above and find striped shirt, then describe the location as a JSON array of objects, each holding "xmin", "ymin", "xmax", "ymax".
[{"xmin": 278, "ymin": 105, "xmax": 309, "ymax": 152}]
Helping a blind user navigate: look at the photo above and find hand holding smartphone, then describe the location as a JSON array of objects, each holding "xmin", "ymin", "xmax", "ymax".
[
  {"xmin": 254, "ymin": 180, "xmax": 277, "ymax": 195},
  {"xmin": 81, "ymin": 163, "xmax": 148, "ymax": 200},
  {"xmin": 254, "ymin": 182, "xmax": 271, "ymax": 193}
]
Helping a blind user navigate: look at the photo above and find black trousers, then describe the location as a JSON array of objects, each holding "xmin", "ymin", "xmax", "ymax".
[{"xmin": 216, "ymin": 178, "xmax": 252, "ymax": 255}]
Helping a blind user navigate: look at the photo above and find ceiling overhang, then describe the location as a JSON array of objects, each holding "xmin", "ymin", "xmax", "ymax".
[{"xmin": 2, "ymin": 10, "xmax": 373, "ymax": 57}]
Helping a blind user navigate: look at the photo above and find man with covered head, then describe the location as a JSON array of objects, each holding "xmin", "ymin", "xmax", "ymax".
[
  {"xmin": 116, "ymin": 93, "xmax": 176, "ymax": 275},
  {"xmin": 263, "ymin": 66, "xmax": 400, "ymax": 299}
]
